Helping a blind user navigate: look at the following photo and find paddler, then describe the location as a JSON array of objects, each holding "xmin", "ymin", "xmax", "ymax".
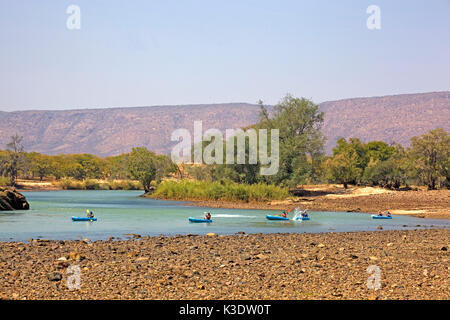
[
  {"xmin": 204, "ymin": 212, "xmax": 211, "ymax": 220},
  {"xmin": 281, "ymin": 211, "xmax": 287, "ymax": 218},
  {"xmin": 87, "ymin": 209, "xmax": 94, "ymax": 218}
]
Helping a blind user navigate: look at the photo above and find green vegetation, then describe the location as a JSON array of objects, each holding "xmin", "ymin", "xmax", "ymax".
[
  {"xmin": 152, "ymin": 180, "xmax": 289, "ymax": 202},
  {"xmin": 57, "ymin": 178, "xmax": 142, "ymax": 190},
  {"xmin": 1, "ymin": 94, "xmax": 448, "ymax": 196},
  {"xmin": 186, "ymin": 95, "xmax": 325, "ymax": 187},
  {"xmin": 321, "ymin": 129, "xmax": 449, "ymax": 190},
  {"xmin": 181, "ymin": 95, "xmax": 449, "ymax": 191},
  {"xmin": 127, "ymin": 147, "xmax": 177, "ymax": 192},
  {"xmin": 408, "ymin": 128, "xmax": 449, "ymax": 189},
  {"xmin": 0, "ymin": 143, "xmax": 175, "ymax": 190}
]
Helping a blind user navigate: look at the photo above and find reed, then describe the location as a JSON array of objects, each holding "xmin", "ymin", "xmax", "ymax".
[{"xmin": 152, "ymin": 180, "xmax": 289, "ymax": 202}]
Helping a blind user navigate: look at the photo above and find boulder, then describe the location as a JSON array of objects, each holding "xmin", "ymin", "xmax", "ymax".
[{"xmin": 0, "ymin": 187, "xmax": 30, "ymax": 211}]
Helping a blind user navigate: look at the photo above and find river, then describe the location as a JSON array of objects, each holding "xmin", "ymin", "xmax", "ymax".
[{"xmin": 0, "ymin": 190, "xmax": 448, "ymax": 241}]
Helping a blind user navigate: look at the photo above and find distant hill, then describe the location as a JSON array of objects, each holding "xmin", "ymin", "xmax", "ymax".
[
  {"xmin": 320, "ymin": 91, "xmax": 450, "ymax": 152},
  {"xmin": 0, "ymin": 92, "xmax": 449, "ymax": 156},
  {"xmin": 0, "ymin": 103, "xmax": 262, "ymax": 156}
]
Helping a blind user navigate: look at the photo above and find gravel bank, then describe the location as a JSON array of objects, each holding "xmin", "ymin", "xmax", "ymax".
[{"xmin": 0, "ymin": 229, "xmax": 448, "ymax": 300}]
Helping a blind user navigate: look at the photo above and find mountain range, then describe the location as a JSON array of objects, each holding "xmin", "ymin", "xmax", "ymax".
[{"xmin": 0, "ymin": 91, "xmax": 449, "ymax": 156}]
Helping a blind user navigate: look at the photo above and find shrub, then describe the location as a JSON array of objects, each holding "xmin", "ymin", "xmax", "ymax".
[{"xmin": 152, "ymin": 180, "xmax": 289, "ymax": 202}]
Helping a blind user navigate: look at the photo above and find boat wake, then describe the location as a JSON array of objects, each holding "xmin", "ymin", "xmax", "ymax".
[{"xmin": 212, "ymin": 214, "xmax": 257, "ymax": 218}]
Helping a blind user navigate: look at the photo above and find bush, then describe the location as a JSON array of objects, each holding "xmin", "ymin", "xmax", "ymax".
[
  {"xmin": 0, "ymin": 176, "xmax": 11, "ymax": 187},
  {"xmin": 59, "ymin": 178, "xmax": 84, "ymax": 190},
  {"xmin": 152, "ymin": 180, "xmax": 289, "ymax": 202},
  {"xmin": 84, "ymin": 179, "xmax": 101, "ymax": 190}
]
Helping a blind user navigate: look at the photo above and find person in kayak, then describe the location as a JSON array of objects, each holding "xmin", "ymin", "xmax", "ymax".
[
  {"xmin": 385, "ymin": 210, "xmax": 391, "ymax": 217},
  {"xmin": 87, "ymin": 210, "xmax": 94, "ymax": 218},
  {"xmin": 301, "ymin": 210, "xmax": 309, "ymax": 218},
  {"xmin": 204, "ymin": 212, "xmax": 211, "ymax": 220},
  {"xmin": 281, "ymin": 211, "xmax": 287, "ymax": 218},
  {"xmin": 377, "ymin": 210, "xmax": 383, "ymax": 217}
]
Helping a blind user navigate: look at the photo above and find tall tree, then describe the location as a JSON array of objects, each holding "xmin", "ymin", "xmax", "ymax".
[
  {"xmin": 3, "ymin": 134, "xmax": 26, "ymax": 186},
  {"xmin": 408, "ymin": 128, "xmax": 449, "ymax": 190},
  {"xmin": 127, "ymin": 147, "xmax": 157, "ymax": 192},
  {"xmin": 257, "ymin": 95, "xmax": 325, "ymax": 186}
]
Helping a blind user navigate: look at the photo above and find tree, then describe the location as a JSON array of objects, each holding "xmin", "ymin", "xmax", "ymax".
[
  {"xmin": 324, "ymin": 152, "xmax": 362, "ymax": 188},
  {"xmin": 3, "ymin": 134, "xmax": 26, "ymax": 186},
  {"xmin": 127, "ymin": 147, "xmax": 157, "ymax": 192},
  {"xmin": 362, "ymin": 144, "xmax": 408, "ymax": 189},
  {"xmin": 28, "ymin": 153, "xmax": 54, "ymax": 181},
  {"xmin": 126, "ymin": 147, "xmax": 176, "ymax": 192},
  {"xmin": 258, "ymin": 95, "xmax": 325, "ymax": 186},
  {"xmin": 408, "ymin": 128, "xmax": 449, "ymax": 190}
]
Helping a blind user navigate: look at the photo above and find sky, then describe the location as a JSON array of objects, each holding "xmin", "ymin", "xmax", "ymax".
[{"xmin": 0, "ymin": 0, "xmax": 449, "ymax": 111}]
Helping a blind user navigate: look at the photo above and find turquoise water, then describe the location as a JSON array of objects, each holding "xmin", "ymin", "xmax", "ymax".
[{"xmin": 0, "ymin": 190, "xmax": 448, "ymax": 241}]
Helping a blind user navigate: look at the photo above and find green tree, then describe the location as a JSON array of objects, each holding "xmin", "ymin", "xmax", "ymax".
[
  {"xmin": 127, "ymin": 147, "xmax": 158, "ymax": 192},
  {"xmin": 258, "ymin": 95, "xmax": 325, "ymax": 186},
  {"xmin": 28, "ymin": 152, "xmax": 54, "ymax": 181},
  {"xmin": 323, "ymin": 152, "xmax": 362, "ymax": 188},
  {"xmin": 408, "ymin": 128, "xmax": 449, "ymax": 190}
]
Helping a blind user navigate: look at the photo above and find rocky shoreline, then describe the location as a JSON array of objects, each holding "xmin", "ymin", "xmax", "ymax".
[
  {"xmin": 0, "ymin": 229, "xmax": 448, "ymax": 300},
  {"xmin": 0, "ymin": 187, "xmax": 29, "ymax": 211}
]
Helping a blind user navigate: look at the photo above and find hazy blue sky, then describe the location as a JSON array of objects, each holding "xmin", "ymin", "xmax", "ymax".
[{"xmin": 0, "ymin": 0, "xmax": 449, "ymax": 111}]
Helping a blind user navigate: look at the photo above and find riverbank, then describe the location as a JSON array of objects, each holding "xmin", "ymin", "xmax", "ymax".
[
  {"xmin": 0, "ymin": 229, "xmax": 448, "ymax": 300},
  {"xmin": 14, "ymin": 178, "xmax": 142, "ymax": 191}
]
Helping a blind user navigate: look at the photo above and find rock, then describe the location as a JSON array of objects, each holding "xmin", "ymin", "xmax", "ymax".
[
  {"xmin": 377, "ymin": 226, "xmax": 383, "ymax": 230},
  {"xmin": 0, "ymin": 187, "xmax": 30, "ymax": 211},
  {"xmin": 135, "ymin": 257, "xmax": 149, "ymax": 262},
  {"xmin": 69, "ymin": 252, "xmax": 84, "ymax": 261},
  {"xmin": 440, "ymin": 246, "xmax": 447, "ymax": 251},
  {"xmin": 206, "ymin": 233, "xmax": 217, "ymax": 237},
  {"xmin": 11, "ymin": 270, "xmax": 20, "ymax": 278},
  {"xmin": 369, "ymin": 256, "xmax": 378, "ymax": 261},
  {"xmin": 317, "ymin": 244, "xmax": 325, "ymax": 248},
  {"xmin": 387, "ymin": 243, "xmax": 394, "ymax": 247},
  {"xmin": 47, "ymin": 271, "xmax": 62, "ymax": 281}
]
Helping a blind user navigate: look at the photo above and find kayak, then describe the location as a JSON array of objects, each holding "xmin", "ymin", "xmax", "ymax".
[
  {"xmin": 371, "ymin": 215, "xmax": 392, "ymax": 219},
  {"xmin": 266, "ymin": 215, "xmax": 289, "ymax": 221},
  {"xmin": 189, "ymin": 217, "xmax": 212, "ymax": 223},
  {"xmin": 72, "ymin": 216, "xmax": 97, "ymax": 222},
  {"xmin": 295, "ymin": 216, "xmax": 310, "ymax": 221}
]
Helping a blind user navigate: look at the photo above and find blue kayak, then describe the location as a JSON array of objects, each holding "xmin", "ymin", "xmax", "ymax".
[
  {"xmin": 189, "ymin": 217, "xmax": 212, "ymax": 223},
  {"xmin": 266, "ymin": 215, "xmax": 289, "ymax": 221},
  {"xmin": 295, "ymin": 216, "xmax": 310, "ymax": 221},
  {"xmin": 72, "ymin": 216, "xmax": 97, "ymax": 222},
  {"xmin": 371, "ymin": 215, "xmax": 392, "ymax": 219}
]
